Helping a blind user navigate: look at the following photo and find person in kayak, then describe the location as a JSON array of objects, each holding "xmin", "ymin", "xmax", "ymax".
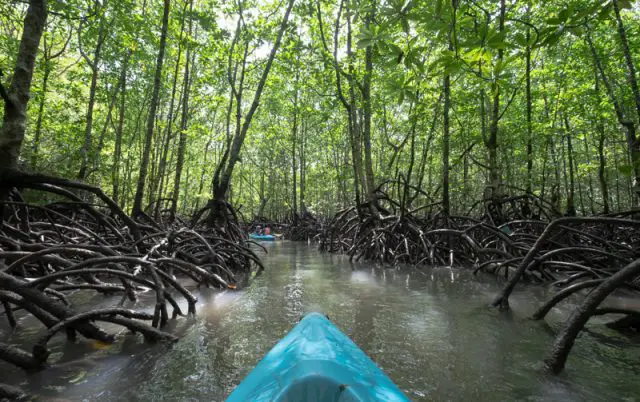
[{"xmin": 264, "ymin": 226, "xmax": 271, "ymax": 235}]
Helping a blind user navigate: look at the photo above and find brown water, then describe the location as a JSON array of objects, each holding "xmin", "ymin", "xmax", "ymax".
[{"xmin": 2, "ymin": 241, "xmax": 639, "ymax": 401}]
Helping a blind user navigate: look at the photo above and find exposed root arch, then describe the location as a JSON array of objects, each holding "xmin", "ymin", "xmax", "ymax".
[{"xmin": 0, "ymin": 170, "xmax": 265, "ymax": 390}]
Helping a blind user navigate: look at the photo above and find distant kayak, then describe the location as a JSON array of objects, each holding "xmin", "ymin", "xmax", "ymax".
[
  {"xmin": 249, "ymin": 233, "xmax": 276, "ymax": 241},
  {"xmin": 226, "ymin": 312, "xmax": 410, "ymax": 402}
]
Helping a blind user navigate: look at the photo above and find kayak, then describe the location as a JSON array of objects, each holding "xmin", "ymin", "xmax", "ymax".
[
  {"xmin": 249, "ymin": 233, "xmax": 276, "ymax": 241},
  {"xmin": 226, "ymin": 312, "xmax": 410, "ymax": 402}
]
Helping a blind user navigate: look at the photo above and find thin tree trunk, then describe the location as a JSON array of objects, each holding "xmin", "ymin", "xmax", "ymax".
[
  {"xmin": 442, "ymin": 1, "xmax": 455, "ymax": 216},
  {"xmin": 300, "ymin": 117, "xmax": 306, "ymax": 213},
  {"xmin": 612, "ymin": 0, "xmax": 640, "ymax": 196},
  {"xmin": 132, "ymin": 0, "xmax": 171, "ymax": 217},
  {"xmin": 581, "ymin": 133, "xmax": 595, "ymax": 214},
  {"xmin": 195, "ymin": 138, "xmax": 212, "ymax": 211},
  {"xmin": 361, "ymin": 1, "xmax": 375, "ymax": 203},
  {"xmin": 416, "ymin": 101, "xmax": 440, "ymax": 197},
  {"xmin": 30, "ymin": 66, "xmax": 50, "ymax": 169},
  {"xmin": 211, "ymin": 0, "xmax": 294, "ymax": 210},
  {"xmin": 345, "ymin": 8, "xmax": 365, "ymax": 203},
  {"xmin": 525, "ymin": 2, "xmax": 533, "ymax": 194},
  {"xmin": 564, "ymin": 115, "xmax": 576, "ymax": 216},
  {"xmin": 587, "ymin": 31, "xmax": 640, "ymax": 202},
  {"xmin": 613, "ymin": 0, "xmax": 640, "ymax": 122},
  {"xmin": 486, "ymin": 0, "xmax": 505, "ymax": 201},
  {"xmin": 152, "ymin": 1, "xmax": 188, "ymax": 209},
  {"xmin": 92, "ymin": 81, "xmax": 120, "ymax": 175},
  {"xmin": 597, "ymin": 129, "xmax": 610, "ymax": 214},
  {"xmin": 77, "ymin": 19, "xmax": 106, "ymax": 180},
  {"xmin": 112, "ymin": 52, "xmax": 130, "ymax": 206},
  {"xmin": 169, "ymin": 0, "xmax": 193, "ymax": 221},
  {"xmin": 291, "ymin": 65, "xmax": 299, "ymax": 220}
]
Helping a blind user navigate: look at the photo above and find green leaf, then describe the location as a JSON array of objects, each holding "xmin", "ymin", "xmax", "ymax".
[
  {"xmin": 546, "ymin": 17, "xmax": 562, "ymax": 25},
  {"xmin": 568, "ymin": 26, "xmax": 584, "ymax": 37},
  {"xmin": 401, "ymin": 17, "xmax": 410, "ymax": 34},
  {"xmin": 514, "ymin": 33, "xmax": 527, "ymax": 47},
  {"xmin": 357, "ymin": 39, "xmax": 373, "ymax": 49},
  {"xmin": 388, "ymin": 43, "xmax": 402, "ymax": 56},
  {"xmin": 618, "ymin": 165, "xmax": 634, "ymax": 176},
  {"xmin": 558, "ymin": 8, "xmax": 569, "ymax": 23},
  {"xmin": 487, "ymin": 31, "xmax": 506, "ymax": 49},
  {"xmin": 435, "ymin": 0, "xmax": 443, "ymax": 17},
  {"xmin": 459, "ymin": 15, "xmax": 474, "ymax": 28},
  {"xmin": 598, "ymin": 3, "xmax": 613, "ymax": 20},
  {"xmin": 618, "ymin": 0, "xmax": 632, "ymax": 10}
]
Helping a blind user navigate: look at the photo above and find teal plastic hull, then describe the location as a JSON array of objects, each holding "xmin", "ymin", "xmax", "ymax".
[
  {"xmin": 249, "ymin": 233, "xmax": 276, "ymax": 241},
  {"xmin": 226, "ymin": 313, "xmax": 410, "ymax": 402}
]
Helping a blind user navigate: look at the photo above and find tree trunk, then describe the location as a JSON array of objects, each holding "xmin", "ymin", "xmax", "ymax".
[
  {"xmin": 442, "ymin": 1, "xmax": 455, "ymax": 216},
  {"xmin": 77, "ymin": 20, "xmax": 106, "ymax": 180},
  {"xmin": 612, "ymin": 0, "xmax": 640, "ymax": 197},
  {"xmin": 587, "ymin": 31, "xmax": 640, "ymax": 202},
  {"xmin": 564, "ymin": 115, "xmax": 576, "ymax": 216},
  {"xmin": 131, "ymin": 0, "xmax": 171, "ymax": 217},
  {"xmin": 30, "ymin": 65, "xmax": 50, "ymax": 169},
  {"xmin": 613, "ymin": 0, "xmax": 640, "ymax": 123},
  {"xmin": 597, "ymin": 130, "xmax": 610, "ymax": 214},
  {"xmin": 345, "ymin": 8, "xmax": 365, "ymax": 204},
  {"xmin": 93, "ymin": 81, "xmax": 120, "ymax": 175},
  {"xmin": 361, "ymin": 1, "xmax": 376, "ymax": 203},
  {"xmin": 525, "ymin": 3, "xmax": 533, "ymax": 194},
  {"xmin": 0, "ymin": 0, "xmax": 48, "ymax": 180},
  {"xmin": 169, "ymin": 0, "xmax": 193, "ymax": 221},
  {"xmin": 112, "ymin": 52, "xmax": 130, "ymax": 206},
  {"xmin": 486, "ymin": 0, "xmax": 505, "ymax": 201},
  {"xmin": 210, "ymin": 0, "xmax": 294, "ymax": 219},
  {"xmin": 291, "ymin": 66, "xmax": 299, "ymax": 220},
  {"xmin": 300, "ymin": 117, "xmax": 306, "ymax": 213},
  {"xmin": 194, "ymin": 138, "xmax": 212, "ymax": 211},
  {"xmin": 153, "ymin": 1, "xmax": 188, "ymax": 211}
]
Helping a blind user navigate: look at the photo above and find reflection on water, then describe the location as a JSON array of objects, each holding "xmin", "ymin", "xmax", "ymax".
[{"xmin": 1, "ymin": 242, "xmax": 640, "ymax": 401}]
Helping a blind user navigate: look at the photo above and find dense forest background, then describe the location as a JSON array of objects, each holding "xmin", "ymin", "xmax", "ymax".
[
  {"xmin": 1, "ymin": 0, "xmax": 638, "ymax": 221},
  {"xmin": 1, "ymin": 2, "xmax": 640, "ymax": 397}
]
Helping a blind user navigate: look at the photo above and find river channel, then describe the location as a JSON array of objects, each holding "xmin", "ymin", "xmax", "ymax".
[{"xmin": 2, "ymin": 241, "xmax": 639, "ymax": 401}]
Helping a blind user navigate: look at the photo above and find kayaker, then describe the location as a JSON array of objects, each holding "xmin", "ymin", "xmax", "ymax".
[
  {"xmin": 256, "ymin": 225, "xmax": 263, "ymax": 235},
  {"xmin": 264, "ymin": 226, "xmax": 271, "ymax": 235}
]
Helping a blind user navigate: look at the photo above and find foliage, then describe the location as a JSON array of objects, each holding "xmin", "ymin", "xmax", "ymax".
[{"xmin": 0, "ymin": 0, "xmax": 639, "ymax": 219}]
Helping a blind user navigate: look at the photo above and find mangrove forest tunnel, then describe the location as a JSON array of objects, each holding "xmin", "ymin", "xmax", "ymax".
[{"xmin": 0, "ymin": 0, "xmax": 639, "ymax": 400}]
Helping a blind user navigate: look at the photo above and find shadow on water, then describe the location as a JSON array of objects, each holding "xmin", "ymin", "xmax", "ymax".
[{"xmin": 2, "ymin": 241, "xmax": 640, "ymax": 401}]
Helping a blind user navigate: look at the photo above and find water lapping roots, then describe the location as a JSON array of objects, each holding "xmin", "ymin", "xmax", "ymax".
[
  {"xmin": 320, "ymin": 189, "xmax": 639, "ymax": 286},
  {"xmin": 0, "ymin": 171, "xmax": 263, "ymax": 390},
  {"xmin": 319, "ymin": 182, "xmax": 640, "ymax": 372}
]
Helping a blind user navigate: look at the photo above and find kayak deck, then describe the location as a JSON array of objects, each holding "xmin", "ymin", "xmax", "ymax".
[{"xmin": 226, "ymin": 313, "xmax": 409, "ymax": 401}]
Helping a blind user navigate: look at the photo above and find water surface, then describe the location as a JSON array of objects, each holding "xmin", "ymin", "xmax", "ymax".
[{"xmin": 2, "ymin": 241, "xmax": 639, "ymax": 401}]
